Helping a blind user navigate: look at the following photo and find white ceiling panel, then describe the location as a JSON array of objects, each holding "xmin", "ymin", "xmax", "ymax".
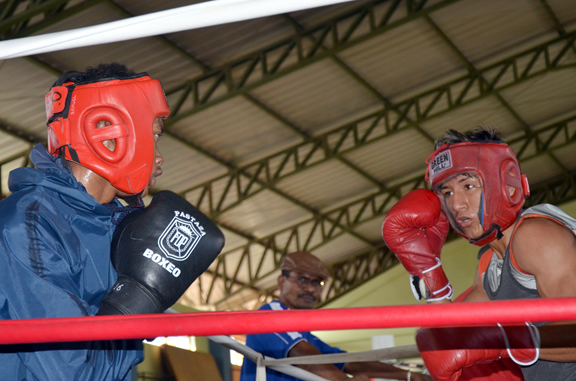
[
  {"xmin": 0, "ymin": 132, "xmax": 31, "ymax": 162},
  {"xmin": 339, "ymin": 18, "xmax": 464, "ymax": 98},
  {"xmin": 218, "ymin": 189, "xmax": 311, "ymax": 237},
  {"xmin": 153, "ymin": 135, "xmax": 228, "ymax": 194},
  {"xmin": 421, "ymin": 96, "xmax": 524, "ymax": 140},
  {"xmin": 547, "ymin": 0, "xmax": 576, "ymax": 26},
  {"xmin": 520, "ymin": 154, "xmax": 564, "ymax": 185},
  {"xmin": 344, "ymin": 128, "xmax": 432, "ymax": 184},
  {"xmin": 312, "ymin": 234, "xmax": 374, "ymax": 265},
  {"xmin": 165, "ymin": 16, "xmax": 294, "ymax": 67},
  {"xmin": 252, "ymin": 59, "xmax": 381, "ymax": 133},
  {"xmin": 432, "ymin": 0, "xmax": 554, "ymax": 63},
  {"xmin": 500, "ymin": 70, "xmax": 576, "ymax": 127},
  {"xmin": 352, "ymin": 217, "xmax": 387, "ymax": 243},
  {"xmin": 168, "ymin": 96, "xmax": 304, "ymax": 166},
  {"xmin": 35, "ymin": 3, "xmax": 204, "ymax": 85},
  {"xmin": 276, "ymin": 159, "xmax": 379, "ymax": 210},
  {"xmin": 0, "ymin": 58, "xmax": 57, "ymax": 138},
  {"xmin": 551, "ymin": 142, "xmax": 576, "ymax": 173},
  {"xmin": 1, "ymin": 156, "xmax": 28, "ymax": 197}
]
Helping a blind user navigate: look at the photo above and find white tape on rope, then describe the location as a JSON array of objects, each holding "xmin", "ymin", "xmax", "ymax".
[
  {"xmin": 0, "ymin": 0, "xmax": 356, "ymax": 60},
  {"xmin": 208, "ymin": 335, "xmax": 330, "ymax": 381}
]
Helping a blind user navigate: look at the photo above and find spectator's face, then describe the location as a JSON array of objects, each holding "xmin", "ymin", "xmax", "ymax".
[{"xmin": 278, "ymin": 271, "xmax": 325, "ymax": 310}]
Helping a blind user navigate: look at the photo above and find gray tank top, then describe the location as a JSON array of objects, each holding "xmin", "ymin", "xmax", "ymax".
[{"xmin": 483, "ymin": 204, "xmax": 576, "ymax": 380}]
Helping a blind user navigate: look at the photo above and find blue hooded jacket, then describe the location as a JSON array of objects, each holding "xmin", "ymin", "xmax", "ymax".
[{"xmin": 0, "ymin": 144, "xmax": 142, "ymax": 380}]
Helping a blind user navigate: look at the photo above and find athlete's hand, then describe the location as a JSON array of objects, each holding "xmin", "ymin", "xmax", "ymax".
[
  {"xmin": 98, "ymin": 191, "xmax": 225, "ymax": 315},
  {"xmin": 417, "ymin": 324, "xmax": 539, "ymax": 381},
  {"xmin": 382, "ymin": 189, "xmax": 452, "ymax": 301},
  {"xmin": 411, "ymin": 372, "xmax": 434, "ymax": 381}
]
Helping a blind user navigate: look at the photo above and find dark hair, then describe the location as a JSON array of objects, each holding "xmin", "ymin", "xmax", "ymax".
[
  {"xmin": 51, "ymin": 62, "xmax": 139, "ymax": 88},
  {"xmin": 434, "ymin": 126, "xmax": 504, "ymax": 150},
  {"xmin": 79, "ymin": 62, "xmax": 137, "ymax": 81}
]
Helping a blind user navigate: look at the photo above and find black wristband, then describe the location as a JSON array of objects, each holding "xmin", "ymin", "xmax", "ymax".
[{"xmin": 97, "ymin": 275, "xmax": 165, "ymax": 315}]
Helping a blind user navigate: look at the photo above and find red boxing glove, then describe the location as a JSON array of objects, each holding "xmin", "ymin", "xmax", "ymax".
[
  {"xmin": 382, "ymin": 189, "xmax": 452, "ymax": 301},
  {"xmin": 457, "ymin": 359, "xmax": 524, "ymax": 381},
  {"xmin": 451, "ymin": 290, "xmax": 524, "ymax": 381},
  {"xmin": 416, "ymin": 324, "xmax": 540, "ymax": 381}
]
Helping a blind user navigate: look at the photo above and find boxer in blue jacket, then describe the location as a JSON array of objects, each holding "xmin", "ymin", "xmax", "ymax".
[{"xmin": 0, "ymin": 63, "xmax": 224, "ymax": 380}]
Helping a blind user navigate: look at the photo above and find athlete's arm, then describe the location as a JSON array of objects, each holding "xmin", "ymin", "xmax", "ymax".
[
  {"xmin": 462, "ymin": 265, "xmax": 491, "ymax": 302},
  {"xmin": 287, "ymin": 341, "xmax": 365, "ymax": 381},
  {"xmin": 513, "ymin": 217, "xmax": 576, "ymax": 362},
  {"xmin": 344, "ymin": 361, "xmax": 432, "ymax": 380}
]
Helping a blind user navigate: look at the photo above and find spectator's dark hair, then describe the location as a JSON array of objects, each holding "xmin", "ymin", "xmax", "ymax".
[
  {"xmin": 51, "ymin": 62, "xmax": 139, "ymax": 88},
  {"xmin": 434, "ymin": 126, "xmax": 504, "ymax": 150}
]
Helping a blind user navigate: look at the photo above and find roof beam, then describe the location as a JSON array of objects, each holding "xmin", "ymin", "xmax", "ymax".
[
  {"xmin": 164, "ymin": 0, "xmax": 461, "ymax": 124},
  {"xmin": 424, "ymin": 14, "xmax": 569, "ymax": 175},
  {"xmin": 282, "ymin": 13, "xmax": 432, "ymax": 186},
  {"xmin": 0, "ymin": 0, "xmax": 79, "ymax": 38},
  {"xmin": 1, "ymin": 1, "xmax": 447, "ymax": 276},
  {"xmin": 210, "ymin": 175, "xmax": 426, "ymax": 307},
  {"xmin": 183, "ymin": 32, "xmax": 576, "ymax": 219},
  {"xmin": 187, "ymin": 31, "xmax": 576, "ymax": 304},
  {"xmin": 0, "ymin": 118, "xmax": 44, "ymax": 144}
]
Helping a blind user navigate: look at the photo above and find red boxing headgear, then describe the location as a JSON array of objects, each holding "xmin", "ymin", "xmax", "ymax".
[
  {"xmin": 425, "ymin": 141, "xmax": 530, "ymax": 246},
  {"xmin": 45, "ymin": 73, "xmax": 170, "ymax": 194}
]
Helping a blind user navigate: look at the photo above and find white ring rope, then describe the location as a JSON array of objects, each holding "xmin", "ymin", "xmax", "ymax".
[
  {"xmin": 208, "ymin": 335, "xmax": 331, "ymax": 381},
  {"xmin": 261, "ymin": 345, "xmax": 421, "ymax": 365},
  {"xmin": 0, "ymin": 0, "xmax": 356, "ymax": 60},
  {"xmin": 208, "ymin": 335, "xmax": 420, "ymax": 381}
]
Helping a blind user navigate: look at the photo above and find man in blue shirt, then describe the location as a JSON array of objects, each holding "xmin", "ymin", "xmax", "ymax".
[{"xmin": 240, "ymin": 251, "xmax": 432, "ymax": 381}]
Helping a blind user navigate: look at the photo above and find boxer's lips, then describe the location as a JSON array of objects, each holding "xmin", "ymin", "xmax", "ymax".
[
  {"xmin": 456, "ymin": 216, "xmax": 473, "ymax": 228},
  {"xmin": 149, "ymin": 168, "xmax": 163, "ymax": 187}
]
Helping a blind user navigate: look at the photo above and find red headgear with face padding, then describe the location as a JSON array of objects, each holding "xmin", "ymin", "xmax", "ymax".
[
  {"xmin": 425, "ymin": 141, "xmax": 530, "ymax": 246},
  {"xmin": 45, "ymin": 73, "xmax": 170, "ymax": 195}
]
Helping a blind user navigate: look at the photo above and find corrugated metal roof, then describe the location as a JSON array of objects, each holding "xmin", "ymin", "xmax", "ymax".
[
  {"xmin": 344, "ymin": 128, "xmax": 432, "ymax": 183},
  {"xmin": 277, "ymin": 159, "xmax": 379, "ymax": 210},
  {"xmin": 501, "ymin": 70, "xmax": 576, "ymax": 126},
  {"xmin": 252, "ymin": 59, "xmax": 380, "ymax": 132},
  {"xmin": 421, "ymin": 96, "xmax": 523, "ymax": 139},
  {"xmin": 339, "ymin": 18, "xmax": 465, "ymax": 98},
  {"xmin": 432, "ymin": 0, "xmax": 554, "ymax": 63},
  {"xmin": 520, "ymin": 154, "xmax": 564, "ymax": 184},
  {"xmin": 169, "ymin": 96, "xmax": 304, "ymax": 166},
  {"xmin": 2, "ymin": 0, "xmax": 576, "ymax": 312},
  {"xmin": 0, "ymin": 59, "xmax": 57, "ymax": 138}
]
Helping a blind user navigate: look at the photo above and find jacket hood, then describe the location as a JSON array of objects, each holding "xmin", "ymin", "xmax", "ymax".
[{"xmin": 8, "ymin": 144, "xmax": 108, "ymax": 215}]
